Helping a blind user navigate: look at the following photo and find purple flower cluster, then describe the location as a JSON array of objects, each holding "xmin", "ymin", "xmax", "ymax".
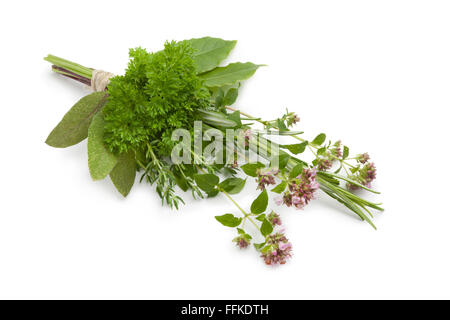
[
  {"xmin": 347, "ymin": 162, "xmax": 377, "ymax": 190},
  {"xmin": 256, "ymin": 168, "xmax": 279, "ymax": 191},
  {"xmin": 267, "ymin": 211, "xmax": 282, "ymax": 226},
  {"xmin": 276, "ymin": 168, "xmax": 319, "ymax": 210},
  {"xmin": 315, "ymin": 140, "xmax": 343, "ymax": 172},
  {"xmin": 331, "ymin": 140, "xmax": 342, "ymax": 158},
  {"xmin": 286, "ymin": 112, "xmax": 300, "ymax": 127},
  {"xmin": 357, "ymin": 152, "xmax": 370, "ymax": 164},
  {"xmin": 261, "ymin": 232, "xmax": 293, "ymax": 265},
  {"xmin": 317, "ymin": 158, "xmax": 332, "ymax": 171},
  {"xmin": 233, "ymin": 236, "xmax": 250, "ymax": 249}
]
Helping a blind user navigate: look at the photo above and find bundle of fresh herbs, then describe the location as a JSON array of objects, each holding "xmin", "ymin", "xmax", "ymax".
[{"xmin": 44, "ymin": 37, "xmax": 383, "ymax": 265}]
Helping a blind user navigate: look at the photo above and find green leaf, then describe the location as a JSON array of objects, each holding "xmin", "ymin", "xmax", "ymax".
[
  {"xmin": 343, "ymin": 146, "xmax": 349, "ymax": 159},
  {"xmin": 194, "ymin": 173, "xmax": 219, "ymax": 192},
  {"xmin": 219, "ymin": 178, "xmax": 246, "ymax": 194},
  {"xmin": 223, "ymin": 88, "xmax": 239, "ymax": 106},
  {"xmin": 289, "ymin": 163, "xmax": 304, "ymax": 179},
  {"xmin": 199, "ymin": 62, "xmax": 262, "ymax": 87},
  {"xmin": 281, "ymin": 142, "xmax": 308, "ymax": 154},
  {"xmin": 215, "ymin": 214, "xmax": 242, "ymax": 227},
  {"xmin": 240, "ymin": 162, "xmax": 265, "ymax": 177},
  {"xmin": 227, "ymin": 110, "xmax": 242, "ymax": 127},
  {"xmin": 317, "ymin": 147, "xmax": 327, "ymax": 156},
  {"xmin": 88, "ymin": 114, "xmax": 118, "ymax": 181},
  {"xmin": 254, "ymin": 242, "xmax": 266, "ymax": 250},
  {"xmin": 271, "ymin": 181, "xmax": 287, "ymax": 193},
  {"xmin": 46, "ymin": 92, "xmax": 108, "ymax": 148},
  {"xmin": 260, "ymin": 218, "xmax": 273, "ymax": 237},
  {"xmin": 251, "ymin": 190, "xmax": 268, "ymax": 214},
  {"xmin": 312, "ymin": 133, "xmax": 326, "ymax": 145},
  {"xmin": 206, "ymin": 189, "xmax": 219, "ymax": 198},
  {"xmin": 270, "ymin": 152, "xmax": 290, "ymax": 169},
  {"xmin": 110, "ymin": 151, "xmax": 136, "ymax": 197},
  {"xmin": 255, "ymin": 214, "xmax": 266, "ymax": 222},
  {"xmin": 184, "ymin": 37, "xmax": 237, "ymax": 74}
]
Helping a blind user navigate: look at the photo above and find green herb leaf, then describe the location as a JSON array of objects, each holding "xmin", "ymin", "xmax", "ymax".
[
  {"xmin": 270, "ymin": 152, "xmax": 290, "ymax": 169},
  {"xmin": 46, "ymin": 92, "xmax": 107, "ymax": 148},
  {"xmin": 199, "ymin": 62, "xmax": 262, "ymax": 87},
  {"xmin": 317, "ymin": 147, "xmax": 327, "ymax": 156},
  {"xmin": 281, "ymin": 142, "xmax": 308, "ymax": 154},
  {"xmin": 312, "ymin": 133, "xmax": 326, "ymax": 145},
  {"xmin": 256, "ymin": 214, "xmax": 266, "ymax": 222},
  {"xmin": 110, "ymin": 151, "xmax": 136, "ymax": 197},
  {"xmin": 88, "ymin": 114, "xmax": 118, "ymax": 180},
  {"xmin": 215, "ymin": 214, "xmax": 242, "ymax": 227},
  {"xmin": 206, "ymin": 189, "xmax": 220, "ymax": 198},
  {"xmin": 260, "ymin": 218, "xmax": 273, "ymax": 237},
  {"xmin": 271, "ymin": 181, "xmax": 287, "ymax": 193},
  {"xmin": 254, "ymin": 242, "xmax": 266, "ymax": 250},
  {"xmin": 223, "ymin": 88, "xmax": 239, "ymax": 106},
  {"xmin": 240, "ymin": 162, "xmax": 265, "ymax": 177},
  {"xmin": 227, "ymin": 110, "xmax": 242, "ymax": 127},
  {"xmin": 194, "ymin": 173, "xmax": 219, "ymax": 192},
  {"xmin": 184, "ymin": 37, "xmax": 237, "ymax": 74},
  {"xmin": 343, "ymin": 146, "xmax": 349, "ymax": 159},
  {"xmin": 289, "ymin": 163, "xmax": 305, "ymax": 179},
  {"xmin": 219, "ymin": 178, "xmax": 246, "ymax": 194},
  {"xmin": 251, "ymin": 190, "xmax": 268, "ymax": 214}
]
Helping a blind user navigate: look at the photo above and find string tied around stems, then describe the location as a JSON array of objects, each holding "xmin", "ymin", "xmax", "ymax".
[{"xmin": 91, "ymin": 70, "xmax": 115, "ymax": 92}]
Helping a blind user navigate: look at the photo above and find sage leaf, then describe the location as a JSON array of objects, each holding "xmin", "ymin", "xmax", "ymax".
[
  {"xmin": 200, "ymin": 62, "xmax": 262, "ymax": 87},
  {"xmin": 260, "ymin": 218, "xmax": 273, "ymax": 237},
  {"xmin": 88, "ymin": 113, "xmax": 118, "ymax": 181},
  {"xmin": 109, "ymin": 151, "xmax": 136, "ymax": 197},
  {"xmin": 219, "ymin": 178, "xmax": 246, "ymax": 194},
  {"xmin": 241, "ymin": 162, "xmax": 265, "ymax": 177},
  {"xmin": 312, "ymin": 133, "xmax": 326, "ymax": 145},
  {"xmin": 251, "ymin": 190, "xmax": 268, "ymax": 214},
  {"xmin": 184, "ymin": 37, "xmax": 237, "ymax": 74},
  {"xmin": 215, "ymin": 213, "xmax": 242, "ymax": 227},
  {"xmin": 46, "ymin": 92, "xmax": 108, "ymax": 148},
  {"xmin": 194, "ymin": 173, "xmax": 219, "ymax": 192}
]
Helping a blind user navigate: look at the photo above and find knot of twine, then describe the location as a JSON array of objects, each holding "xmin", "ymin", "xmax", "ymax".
[{"xmin": 91, "ymin": 70, "xmax": 115, "ymax": 92}]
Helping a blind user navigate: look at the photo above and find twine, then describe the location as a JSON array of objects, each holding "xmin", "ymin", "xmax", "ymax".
[{"xmin": 91, "ymin": 70, "xmax": 115, "ymax": 92}]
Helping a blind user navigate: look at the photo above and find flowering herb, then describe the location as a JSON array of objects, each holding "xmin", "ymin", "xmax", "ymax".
[{"xmin": 44, "ymin": 37, "xmax": 383, "ymax": 266}]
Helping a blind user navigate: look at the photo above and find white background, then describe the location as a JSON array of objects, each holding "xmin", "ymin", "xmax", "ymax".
[{"xmin": 1, "ymin": 0, "xmax": 449, "ymax": 299}]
